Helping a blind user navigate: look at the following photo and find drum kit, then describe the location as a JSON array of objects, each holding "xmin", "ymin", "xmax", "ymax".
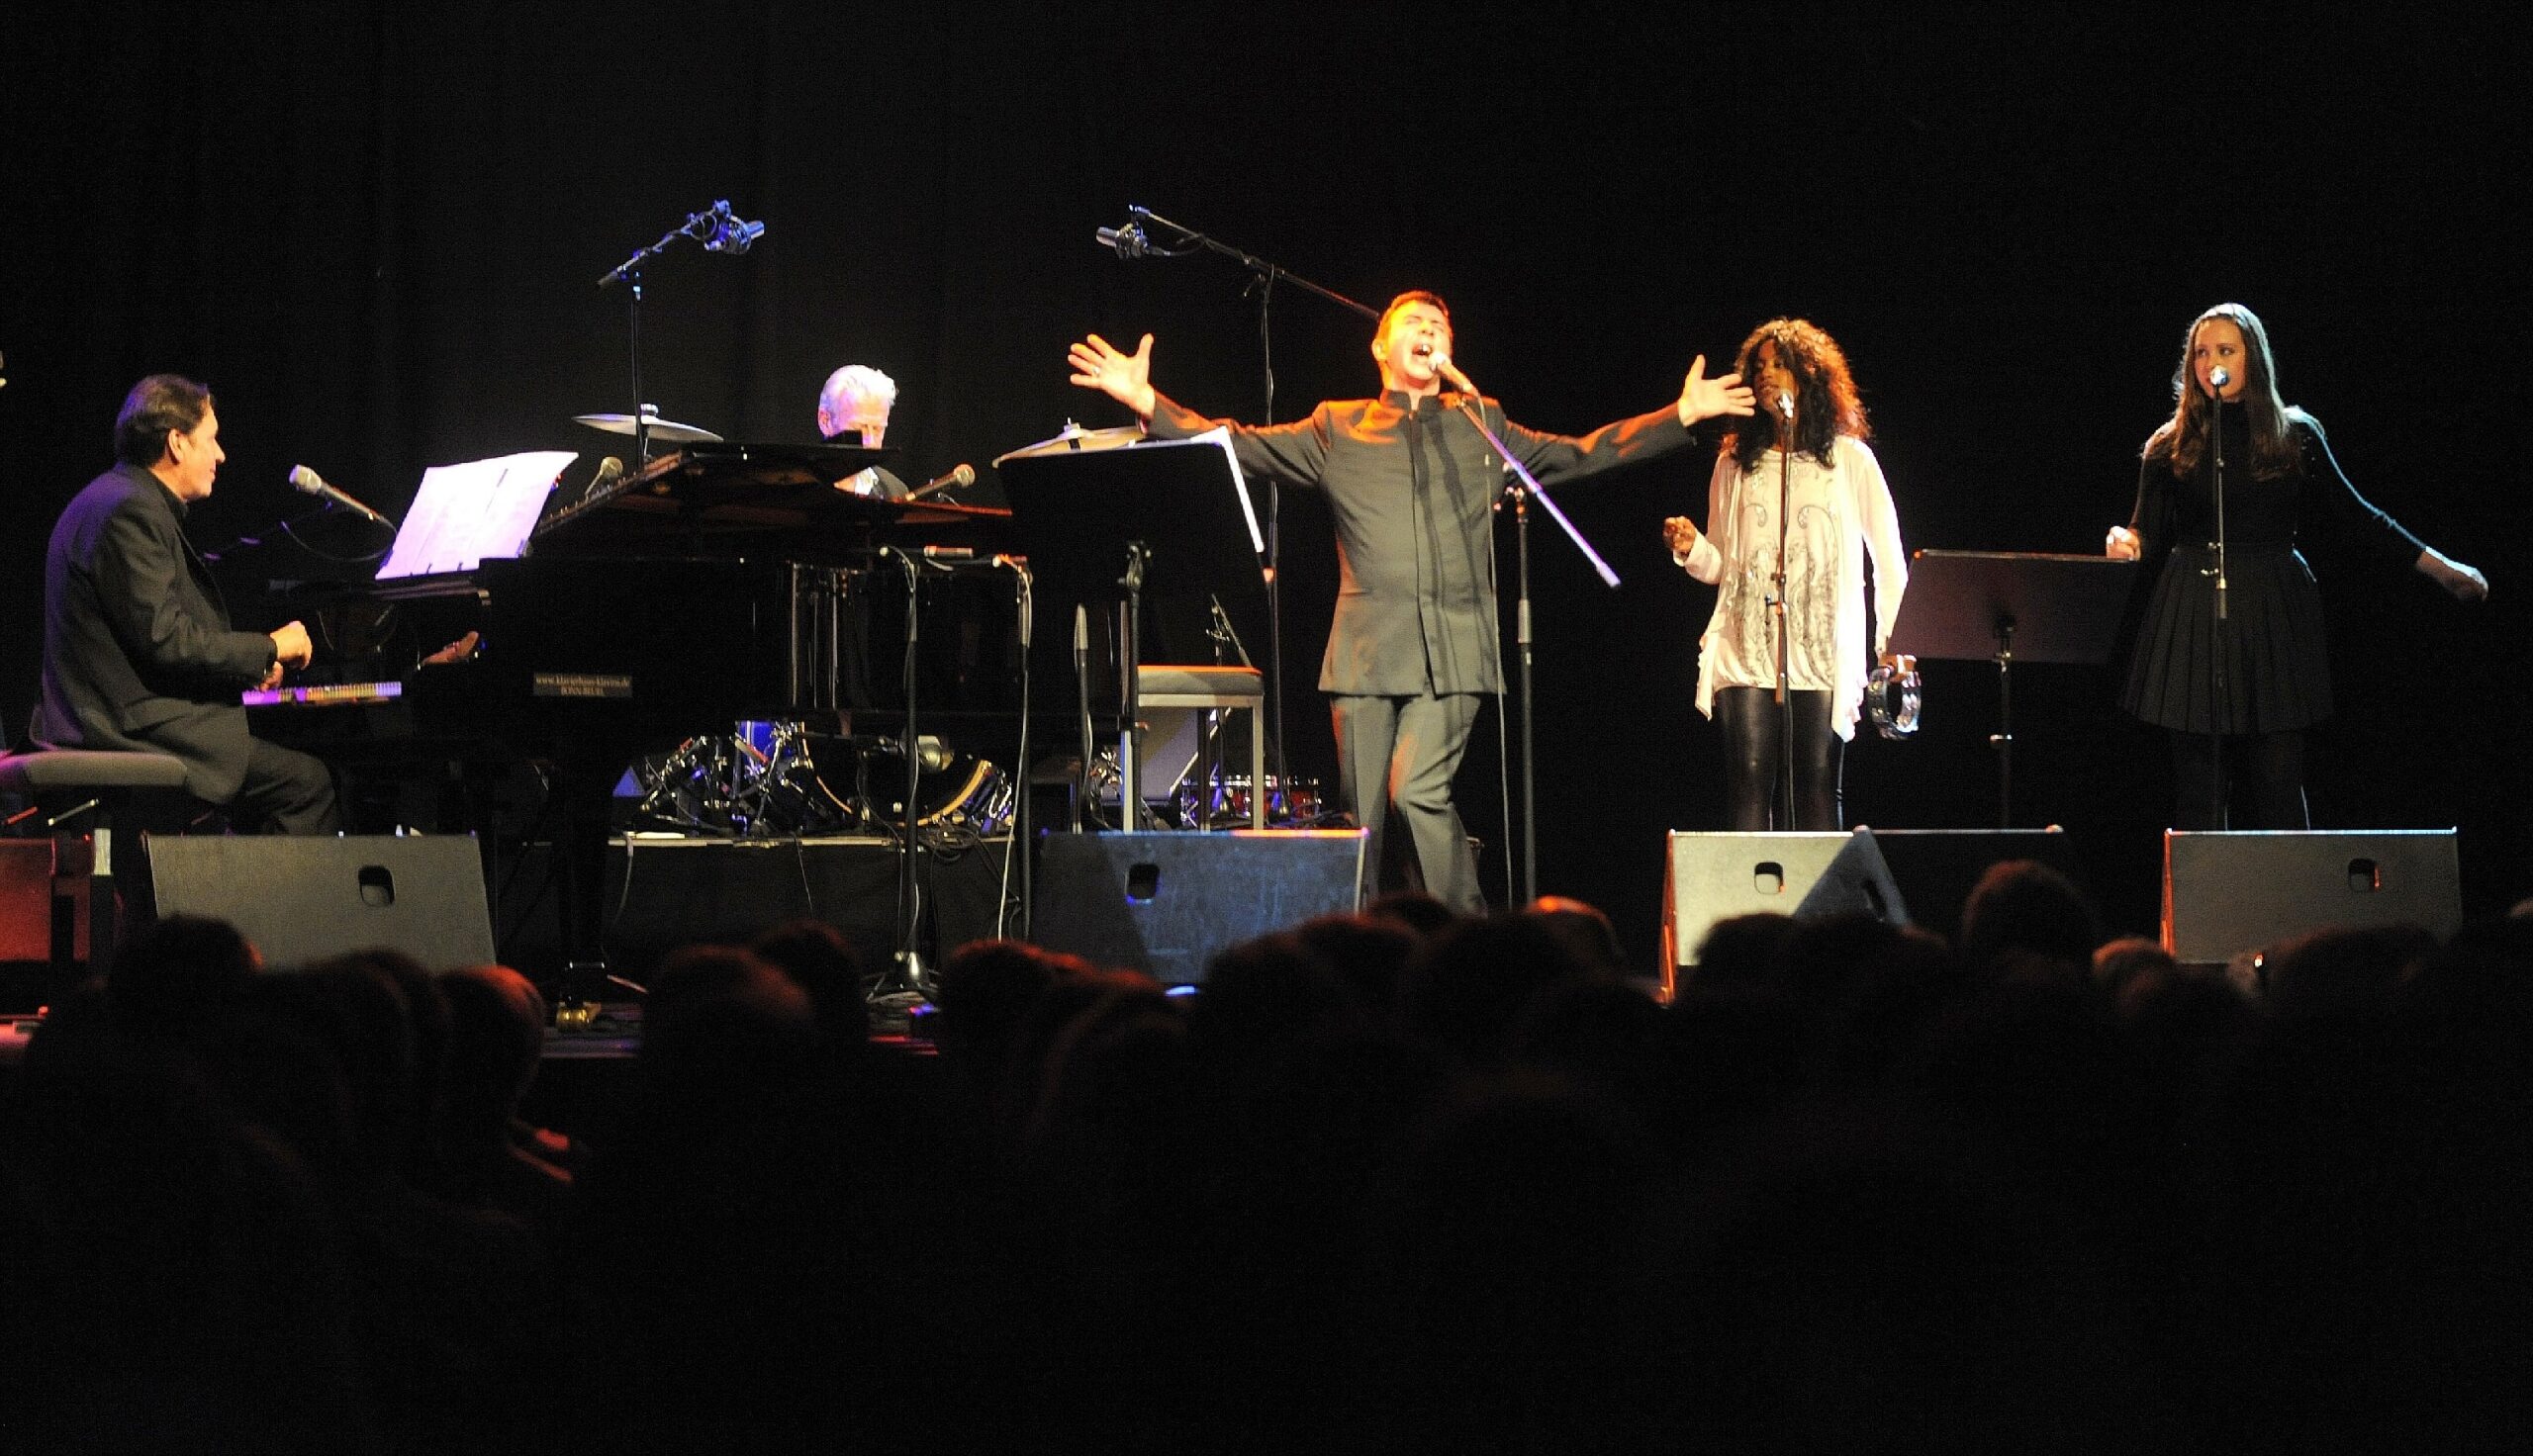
[
  {"xmin": 585, "ymin": 410, "xmax": 1329, "ymax": 844},
  {"xmin": 628, "ymin": 723, "xmax": 1334, "ymax": 841},
  {"xmin": 627, "ymin": 722, "xmax": 1019, "ymax": 846}
]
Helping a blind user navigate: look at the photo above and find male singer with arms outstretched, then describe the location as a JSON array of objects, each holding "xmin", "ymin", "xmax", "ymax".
[
  {"xmin": 1070, "ymin": 294, "xmax": 1751, "ymax": 910},
  {"xmin": 34, "ymin": 374, "xmax": 339, "ymax": 833}
]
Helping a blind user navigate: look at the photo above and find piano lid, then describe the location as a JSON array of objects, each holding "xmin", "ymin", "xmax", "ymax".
[{"xmin": 537, "ymin": 440, "xmax": 1010, "ymax": 540}]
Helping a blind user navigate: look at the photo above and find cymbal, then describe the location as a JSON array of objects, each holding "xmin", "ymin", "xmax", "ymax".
[
  {"xmin": 573, "ymin": 411, "xmax": 724, "ymax": 444},
  {"xmin": 991, "ymin": 422, "xmax": 1143, "ymax": 465}
]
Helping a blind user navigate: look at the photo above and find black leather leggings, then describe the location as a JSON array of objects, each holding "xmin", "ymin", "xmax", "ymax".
[
  {"xmin": 2170, "ymin": 729, "xmax": 2309, "ymax": 830},
  {"xmin": 1716, "ymin": 685, "xmax": 1842, "ymax": 831}
]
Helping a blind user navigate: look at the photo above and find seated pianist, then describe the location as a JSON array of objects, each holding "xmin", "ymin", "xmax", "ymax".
[{"xmin": 34, "ymin": 375, "xmax": 340, "ymax": 834}]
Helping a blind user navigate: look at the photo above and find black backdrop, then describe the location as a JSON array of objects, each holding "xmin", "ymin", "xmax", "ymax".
[{"xmin": 7, "ymin": 8, "xmax": 2527, "ymax": 957}]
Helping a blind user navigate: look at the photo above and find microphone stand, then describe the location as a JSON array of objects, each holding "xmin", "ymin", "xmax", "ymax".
[
  {"xmin": 1004, "ymin": 559, "xmax": 1035, "ymax": 937},
  {"xmin": 1073, "ymin": 606, "xmax": 1092, "ymax": 834},
  {"xmin": 2203, "ymin": 386, "xmax": 2231, "ymax": 829},
  {"xmin": 1116, "ymin": 542, "xmax": 1152, "ymax": 829},
  {"xmin": 871, "ymin": 548, "xmax": 931, "ymax": 1005},
  {"xmin": 1774, "ymin": 409, "xmax": 1798, "ymax": 827},
  {"xmin": 597, "ymin": 202, "xmax": 754, "ymax": 468},
  {"xmin": 1442, "ymin": 378, "xmax": 1622, "ymax": 905},
  {"xmin": 1112, "ymin": 205, "xmax": 1381, "ymax": 819}
]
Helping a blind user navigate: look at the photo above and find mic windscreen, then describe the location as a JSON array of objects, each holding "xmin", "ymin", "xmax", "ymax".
[
  {"xmin": 289, "ymin": 464, "xmax": 326, "ymax": 495},
  {"xmin": 2209, "ymin": 366, "xmax": 2231, "ymax": 388},
  {"xmin": 951, "ymin": 463, "xmax": 976, "ymax": 490}
]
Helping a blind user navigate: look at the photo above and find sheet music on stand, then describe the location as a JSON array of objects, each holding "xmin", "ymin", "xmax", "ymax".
[
  {"xmin": 993, "ymin": 425, "xmax": 1270, "ymax": 655},
  {"xmin": 1887, "ymin": 549, "xmax": 2140, "ymax": 827},
  {"xmin": 1188, "ymin": 427, "xmax": 1266, "ymax": 558},
  {"xmin": 378, "ymin": 450, "xmax": 577, "ymax": 580},
  {"xmin": 994, "ymin": 424, "xmax": 1273, "ymax": 819}
]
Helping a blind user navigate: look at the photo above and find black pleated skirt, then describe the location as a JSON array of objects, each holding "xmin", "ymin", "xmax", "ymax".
[{"xmin": 2120, "ymin": 543, "xmax": 2332, "ymax": 734}]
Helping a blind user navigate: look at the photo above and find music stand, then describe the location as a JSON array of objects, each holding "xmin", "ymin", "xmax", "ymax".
[
  {"xmin": 1887, "ymin": 550, "xmax": 2138, "ymax": 827},
  {"xmin": 993, "ymin": 429, "xmax": 1267, "ymax": 824}
]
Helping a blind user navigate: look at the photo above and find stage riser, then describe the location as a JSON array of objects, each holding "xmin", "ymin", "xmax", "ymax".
[
  {"xmin": 582, "ymin": 838, "xmax": 1010, "ymax": 985},
  {"xmin": 1033, "ymin": 831, "xmax": 1366, "ymax": 984},
  {"xmin": 2163, "ymin": 830, "xmax": 2462, "ymax": 966},
  {"xmin": 0, "ymin": 842, "xmax": 80, "ymax": 965}
]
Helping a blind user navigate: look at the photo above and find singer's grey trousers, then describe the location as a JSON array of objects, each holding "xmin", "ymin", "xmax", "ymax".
[{"xmin": 1331, "ymin": 691, "xmax": 1484, "ymax": 913}]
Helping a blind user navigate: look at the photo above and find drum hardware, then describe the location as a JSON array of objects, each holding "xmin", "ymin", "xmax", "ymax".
[
  {"xmin": 1173, "ymin": 773, "xmax": 1327, "ymax": 831},
  {"xmin": 630, "ymin": 723, "xmax": 1015, "ymax": 844},
  {"xmin": 571, "ymin": 410, "xmax": 723, "ymax": 444},
  {"xmin": 848, "ymin": 735, "xmax": 1017, "ymax": 846},
  {"xmin": 629, "ymin": 719, "xmax": 852, "ymax": 838}
]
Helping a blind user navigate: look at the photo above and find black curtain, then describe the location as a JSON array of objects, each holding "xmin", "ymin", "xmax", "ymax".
[{"xmin": 7, "ymin": 7, "xmax": 2527, "ymax": 942}]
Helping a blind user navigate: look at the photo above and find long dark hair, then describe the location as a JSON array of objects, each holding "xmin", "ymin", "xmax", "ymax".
[
  {"xmin": 2143, "ymin": 303, "xmax": 2302, "ymax": 482},
  {"xmin": 1721, "ymin": 318, "xmax": 1869, "ymax": 473}
]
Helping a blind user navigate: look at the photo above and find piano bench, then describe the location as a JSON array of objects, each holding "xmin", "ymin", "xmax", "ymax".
[
  {"xmin": 1134, "ymin": 665, "xmax": 1267, "ymax": 829},
  {"xmin": 0, "ymin": 749, "xmax": 190, "ymax": 982}
]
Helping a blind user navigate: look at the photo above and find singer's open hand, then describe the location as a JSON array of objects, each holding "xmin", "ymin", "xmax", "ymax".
[
  {"xmin": 2421, "ymin": 550, "xmax": 2489, "ymax": 602},
  {"xmin": 1678, "ymin": 356, "xmax": 1756, "ymax": 426},
  {"xmin": 1068, "ymin": 332, "xmax": 1158, "ymax": 418}
]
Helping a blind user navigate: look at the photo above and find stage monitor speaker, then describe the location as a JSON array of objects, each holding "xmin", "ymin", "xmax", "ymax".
[
  {"xmin": 2163, "ymin": 829, "xmax": 2462, "ymax": 966},
  {"xmin": 1662, "ymin": 830, "xmax": 1909, "ymax": 972},
  {"xmin": 1033, "ymin": 830, "xmax": 1365, "ymax": 985},
  {"xmin": 144, "ymin": 834, "xmax": 495, "ymax": 971},
  {"xmin": 1864, "ymin": 828, "xmax": 2090, "ymax": 948}
]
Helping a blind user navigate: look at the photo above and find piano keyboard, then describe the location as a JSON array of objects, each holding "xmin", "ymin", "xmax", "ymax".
[{"xmin": 241, "ymin": 680, "xmax": 405, "ymax": 708}]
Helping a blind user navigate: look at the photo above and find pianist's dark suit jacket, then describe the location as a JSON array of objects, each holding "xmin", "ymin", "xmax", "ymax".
[{"xmin": 34, "ymin": 462, "xmax": 280, "ymax": 802}]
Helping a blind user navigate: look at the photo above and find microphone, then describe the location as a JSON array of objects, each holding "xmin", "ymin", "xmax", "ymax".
[
  {"xmin": 288, "ymin": 465, "xmax": 394, "ymax": 526},
  {"xmin": 2209, "ymin": 365, "xmax": 2232, "ymax": 391},
  {"xmin": 1776, "ymin": 392, "xmax": 1795, "ymax": 420},
  {"xmin": 702, "ymin": 201, "xmax": 764, "ymax": 254},
  {"xmin": 587, "ymin": 455, "xmax": 625, "ymax": 496},
  {"xmin": 1095, "ymin": 221, "xmax": 1150, "ymax": 259},
  {"xmin": 1208, "ymin": 592, "xmax": 1256, "ymax": 669},
  {"xmin": 902, "ymin": 463, "xmax": 976, "ymax": 502},
  {"xmin": 1432, "ymin": 350, "xmax": 1478, "ymax": 396}
]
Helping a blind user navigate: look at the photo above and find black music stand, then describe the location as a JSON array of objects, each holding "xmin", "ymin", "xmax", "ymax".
[
  {"xmin": 993, "ymin": 432, "xmax": 1268, "ymax": 827},
  {"xmin": 1887, "ymin": 551, "xmax": 2138, "ymax": 827}
]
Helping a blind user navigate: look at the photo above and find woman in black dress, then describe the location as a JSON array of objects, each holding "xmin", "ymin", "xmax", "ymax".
[{"xmin": 2107, "ymin": 303, "xmax": 2487, "ymax": 829}]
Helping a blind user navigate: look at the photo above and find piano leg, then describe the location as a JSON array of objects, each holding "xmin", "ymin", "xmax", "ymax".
[{"xmin": 544, "ymin": 752, "xmax": 624, "ymax": 1004}]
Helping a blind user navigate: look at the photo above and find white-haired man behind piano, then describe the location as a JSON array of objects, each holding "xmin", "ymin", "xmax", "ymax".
[{"xmin": 817, "ymin": 363, "xmax": 909, "ymax": 500}]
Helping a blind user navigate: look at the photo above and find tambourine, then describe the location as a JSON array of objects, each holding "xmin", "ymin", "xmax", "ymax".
[{"xmin": 1866, "ymin": 659, "xmax": 1922, "ymax": 740}]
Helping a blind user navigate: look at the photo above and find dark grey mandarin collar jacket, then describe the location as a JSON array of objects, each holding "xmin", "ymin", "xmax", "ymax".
[
  {"xmin": 36, "ymin": 462, "xmax": 279, "ymax": 800},
  {"xmin": 1147, "ymin": 388, "xmax": 1691, "ymax": 695}
]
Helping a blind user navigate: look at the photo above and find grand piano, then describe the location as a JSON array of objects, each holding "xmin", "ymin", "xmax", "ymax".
[{"xmin": 238, "ymin": 441, "xmax": 1013, "ymax": 981}]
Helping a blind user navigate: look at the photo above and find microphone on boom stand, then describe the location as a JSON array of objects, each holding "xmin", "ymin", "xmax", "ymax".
[{"xmin": 901, "ymin": 463, "xmax": 975, "ymax": 502}]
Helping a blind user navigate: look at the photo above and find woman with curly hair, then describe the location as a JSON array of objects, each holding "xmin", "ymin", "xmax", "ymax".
[
  {"xmin": 2106, "ymin": 303, "xmax": 2486, "ymax": 829},
  {"xmin": 1665, "ymin": 318, "xmax": 1908, "ymax": 830}
]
